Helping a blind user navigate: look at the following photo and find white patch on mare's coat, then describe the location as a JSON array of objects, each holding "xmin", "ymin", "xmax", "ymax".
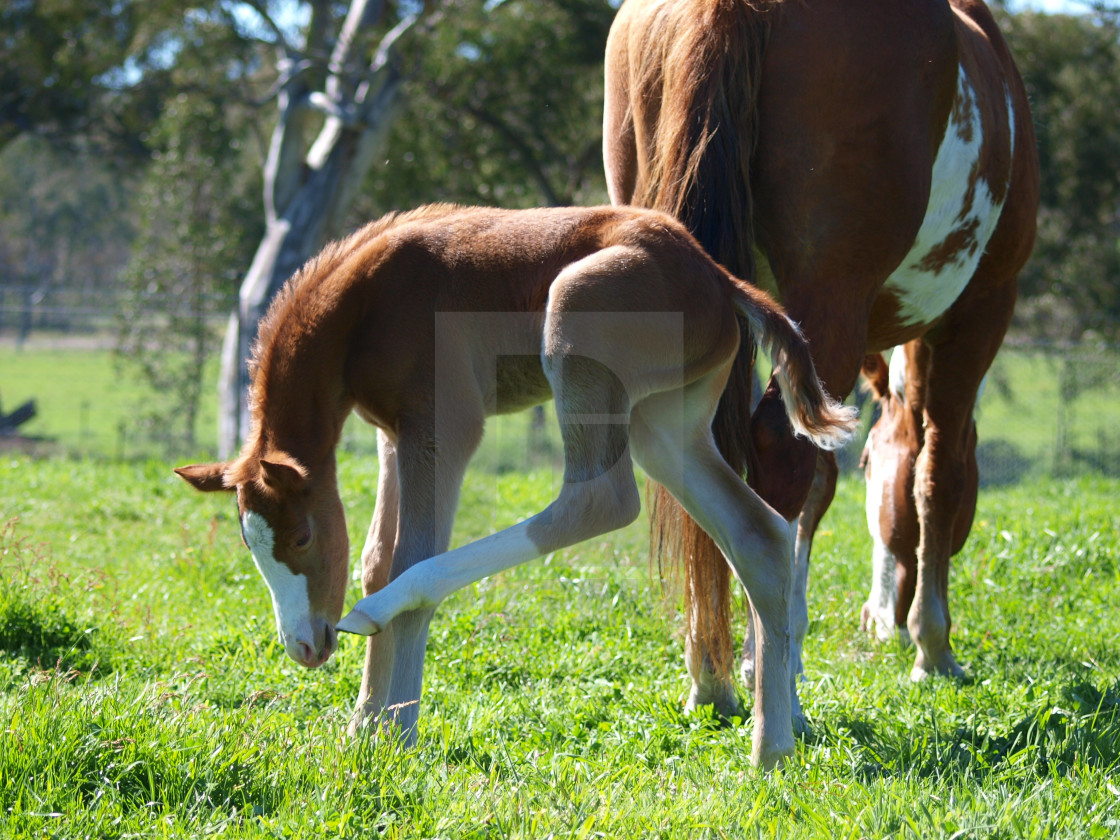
[
  {"xmin": 241, "ymin": 511, "xmax": 313, "ymax": 660},
  {"xmin": 888, "ymin": 345, "xmax": 908, "ymax": 401},
  {"xmin": 886, "ymin": 66, "xmax": 1012, "ymax": 326}
]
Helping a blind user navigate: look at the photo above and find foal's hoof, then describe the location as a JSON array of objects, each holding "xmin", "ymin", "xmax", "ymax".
[
  {"xmin": 346, "ymin": 712, "xmax": 372, "ymax": 739},
  {"xmin": 739, "ymin": 656, "xmax": 756, "ymax": 690},
  {"xmin": 336, "ymin": 606, "xmax": 381, "ymax": 636},
  {"xmin": 753, "ymin": 741, "xmax": 795, "ymax": 772}
]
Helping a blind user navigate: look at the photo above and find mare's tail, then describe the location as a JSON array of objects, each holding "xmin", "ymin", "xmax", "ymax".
[
  {"xmin": 638, "ymin": 0, "xmax": 779, "ymax": 681},
  {"xmin": 650, "ymin": 278, "xmax": 857, "ymax": 680}
]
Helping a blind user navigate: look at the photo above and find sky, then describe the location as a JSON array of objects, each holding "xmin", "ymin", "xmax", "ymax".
[{"xmin": 1009, "ymin": 0, "xmax": 1090, "ymax": 11}]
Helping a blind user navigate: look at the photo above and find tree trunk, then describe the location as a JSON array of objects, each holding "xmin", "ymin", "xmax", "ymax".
[{"xmin": 218, "ymin": 0, "xmax": 415, "ymax": 456}]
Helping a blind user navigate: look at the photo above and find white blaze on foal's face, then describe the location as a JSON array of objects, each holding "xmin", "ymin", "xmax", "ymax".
[{"xmin": 240, "ymin": 510, "xmax": 318, "ymax": 665}]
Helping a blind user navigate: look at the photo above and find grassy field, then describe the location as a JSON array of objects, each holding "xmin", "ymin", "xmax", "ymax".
[
  {"xmin": 4, "ymin": 338, "xmax": 1120, "ymax": 478},
  {"xmin": 1, "ymin": 447, "xmax": 1118, "ymax": 837},
  {"xmin": 2, "ymin": 339, "xmax": 1119, "ymax": 836}
]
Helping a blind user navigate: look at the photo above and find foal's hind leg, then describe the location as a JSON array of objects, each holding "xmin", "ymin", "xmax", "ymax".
[
  {"xmin": 743, "ymin": 450, "xmax": 836, "ymax": 715},
  {"xmin": 632, "ymin": 380, "xmax": 796, "ymax": 769}
]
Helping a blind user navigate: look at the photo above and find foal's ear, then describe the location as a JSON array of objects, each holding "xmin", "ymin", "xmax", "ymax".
[
  {"xmin": 175, "ymin": 463, "xmax": 233, "ymax": 493},
  {"xmin": 258, "ymin": 453, "xmax": 309, "ymax": 493}
]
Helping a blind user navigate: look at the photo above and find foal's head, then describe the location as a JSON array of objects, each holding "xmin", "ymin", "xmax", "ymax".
[{"xmin": 176, "ymin": 450, "xmax": 348, "ymax": 668}]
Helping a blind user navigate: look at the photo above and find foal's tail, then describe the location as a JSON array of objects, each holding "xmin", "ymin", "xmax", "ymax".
[{"xmin": 732, "ymin": 284, "xmax": 859, "ymax": 452}]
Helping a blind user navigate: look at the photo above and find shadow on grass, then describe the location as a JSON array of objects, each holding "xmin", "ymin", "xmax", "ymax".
[
  {"xmin": 0, "ymin": 596, "xmax": 104, "ymax": 673},
  {"xmin": 822, "ymin": 677, "xmax": 1120, "ymax": 782},
  {"xmin": 0, "ymin": 518, "xmax": 112, "ymax": 676}
]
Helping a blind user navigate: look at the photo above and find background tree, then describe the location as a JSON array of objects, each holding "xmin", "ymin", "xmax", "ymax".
[
  {"xmin": 356, "ymin": 0, "xmax": 614, "ymax": 214},
  {"xmin": 216, "ymin": 0, "xmax": 427, "ymax": 455},
  {"xmin": 998, "ymin": 7, "xmax": 1120, "ymax": 342},
  {"xmin": 114, "ymin": 92, "xmax": 262, "ymax": 454},
  {"xmin": 3, "ymin": 2, "xmax": 1120, "ymax": 458}
]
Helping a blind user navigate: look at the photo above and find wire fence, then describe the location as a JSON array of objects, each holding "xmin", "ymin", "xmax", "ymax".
[
  {"xmin": 0, "ymin": 284, "xmax": 233, "ymax": 347},
  {"xmin": 973, "ymin": 342, "xmax": 1120, "ymax": 484},
  {"xmin": 341, "ymin": 341, "xmax": 1120, "ymax": 488},
  {"xmin": 1, "ymin": 287, "xmax": 1118, "ymax": 485}
]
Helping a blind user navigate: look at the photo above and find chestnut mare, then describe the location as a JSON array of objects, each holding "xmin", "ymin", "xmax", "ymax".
[
  {"xmin": 177, "ymin": 204, "xmax": 856, "ymax": 768},
  {"xmin": 604, "ymin": 0, "xmax": 1038, "ymax": 720}
]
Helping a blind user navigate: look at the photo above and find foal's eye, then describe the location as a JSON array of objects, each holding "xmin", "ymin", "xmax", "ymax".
[{"xmin": 294, "ymin": 523, "xmax": 313, "ymax": 549}]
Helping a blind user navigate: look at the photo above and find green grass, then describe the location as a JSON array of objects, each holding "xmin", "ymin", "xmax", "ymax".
[
  {"xmin": 0, "ymin": 342, "xmax": 223, "ymax": 460},
  {"xmin": 1, "ymin": 341, "xmax": 1118, "ymax": 836},
  {"xmin": 978, "ymin": 346, "xmax": 1120, "ymax": 482},
  {"xmin": 1, "ymin": 448, "xmax": 1118, "ymax": 838}
]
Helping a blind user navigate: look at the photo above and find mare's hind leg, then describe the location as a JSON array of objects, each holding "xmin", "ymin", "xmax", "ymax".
[
  {"xmin": 685, "ymin": 590, "xmax": 741, "ymax": 718},
  {"xmin": 907, "ymin": 286, "xmax": 1012, "ymax": 680},
  {"xmin": 861, "ymin": 344, "xmax": 980, "ymax": 648},
  {"xmin": 861, "ymin": 344, "xmax": 923, "ymax": 645},
  {"xmin": 631, "ymin": 379, "xmax": 796, "ymax": 769}
]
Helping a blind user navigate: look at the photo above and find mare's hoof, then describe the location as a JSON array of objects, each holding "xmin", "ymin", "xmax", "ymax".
[{"xmin": 909, "ymin": 654, "xmax": 966, "ymax": 683}]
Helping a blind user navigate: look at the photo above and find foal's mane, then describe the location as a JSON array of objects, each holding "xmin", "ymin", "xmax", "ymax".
[
  {"xmin": 251, "ymin": 204, "xmax": 463, "ymax": 379},
  {"xmin": 244, "ymin": 204, "xmax": 464, "ymax": 453}
]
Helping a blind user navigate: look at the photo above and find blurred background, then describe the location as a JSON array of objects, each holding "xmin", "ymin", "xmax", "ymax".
[{"xmin": 1, "ymin": 0, "xmax": 1117, "ymax": 486}]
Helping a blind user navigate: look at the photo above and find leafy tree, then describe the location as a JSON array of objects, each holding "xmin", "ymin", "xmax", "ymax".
[
  {"xmin": 356, "ymin": 0, "xmax": 615, "ymax": 215},
  {"xmin": 999, "ymin": 8, "xmax": 1120, "ymax": 341},
  {"xmin": 114, "ymin": 92, "xmax": 262, "ymax": 453},
  {"xmin": 0, "ymin": 0, "xmax": 187, "ymax": 157}
]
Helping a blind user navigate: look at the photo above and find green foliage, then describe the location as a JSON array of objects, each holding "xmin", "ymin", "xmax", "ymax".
[
  {"xmin": 0, "ymin": 0, "xmax": 203, "ymax": 157},
  {"xmin": 999, "ymin": 9, "xmax": 1120, "ymax": 341},
  {"xmin": 4, "ymin": 3, "xmax": 1120, "ymax": 419},
  {"xmin": 356, "ymin": 0, "xmax": 616, "ymax": 216},
  {"xmin": 114, "ymin": 90, "xmax": 262, "ymax": 454},
  {"xmin": 0, "ymin": 451, "xmax": 1118, "ymax": 837}
]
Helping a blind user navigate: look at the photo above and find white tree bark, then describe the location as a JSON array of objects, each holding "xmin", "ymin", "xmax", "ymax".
[{"xmin": 218, "ymin": 0, "xmax": 417, "ymax": 455}]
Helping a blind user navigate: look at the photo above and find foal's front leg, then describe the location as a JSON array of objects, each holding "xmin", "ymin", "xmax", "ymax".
[
  {"xmin": 338, "ymin": 357, "xmax": 644, "ymax": 720},
  {"xmin": 348, "ymin": 431, "xmax": 401, "ymax": 737},
  {"xmin": 372, "ymin": 422, "xmax": 479, "ymax": 745}
]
